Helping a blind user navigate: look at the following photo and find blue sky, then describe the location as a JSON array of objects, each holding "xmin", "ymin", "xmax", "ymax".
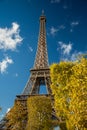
[{"xmin": 0, "ymin": 0, "xmax": 87, "ymax": 119}]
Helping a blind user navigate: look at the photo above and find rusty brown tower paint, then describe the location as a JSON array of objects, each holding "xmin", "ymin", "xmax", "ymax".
[{"xmin": 22, "ymin": 11, "xmax": 52, "ymax": 96}]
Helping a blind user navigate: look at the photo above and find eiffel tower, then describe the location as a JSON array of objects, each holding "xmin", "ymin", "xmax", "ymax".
[
  {"xmin": 0, "ymin": 11, "xmax": 59, "ymax": 130},
  {"xmin": 17, "ymin": 11, "xmax": 52, "ymax": 100}
]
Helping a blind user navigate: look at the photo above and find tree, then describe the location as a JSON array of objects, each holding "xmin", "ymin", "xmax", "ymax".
[
  {"xmin": 50, "ymin": 58, "xmax": 87, "ymax": 130},
  {"xmin": 4, "ymin": 96, "xmax": 53, "ymax": 130},
  {"xmin": 27, "ymin": 96, "xmax": 52, "ymax": 130},
  {"xmin": 6, "ymin": 100, "xmax": 27, "ymax": 130}
]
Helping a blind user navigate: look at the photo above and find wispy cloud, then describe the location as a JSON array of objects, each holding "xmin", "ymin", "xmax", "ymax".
[
  {"xmin": 50, "ymin": 26, "xmax": 59, "ymax": 36},
  {"xmin": 50, "ymin": 0, "xmax": 60, "ymax": 3},
  {"xmin": 0, "ymin": 56, "xmax": 13, "ymax": 74},
  {"xmin": 57, "ymin": 41, "xmax": 86, "ymax": 61},
  {"xmin": 70, "ymin": 21, "xmax": 79, "ymax": 32},
  {"xmin": 50, "ymin": 25, "xmax": 65, "ymax": 36},
  {"xmin": 0, "ymin": 22, "xmax": 23, "ymax": 51},
  {"xmin": 59, "ymin": 25, "xmax": 65, "ymax": 29},
  {"xmin": 70, "ymin": 51, "xmax": 86, "ymax": 61},
  {"xmin": 58, "ymin": 41, "xmax": 72, "ymax": 55},
  {"xmin": 28, "ymin": 46, "xmax": 33, "ymax": 52},
  {"xmin": 71, "ymin": 21, "xmax": 79, "ymax": 27},
  {"xmin": 6, "ymin": 108, "xmax": 11, "ymax": 113}
]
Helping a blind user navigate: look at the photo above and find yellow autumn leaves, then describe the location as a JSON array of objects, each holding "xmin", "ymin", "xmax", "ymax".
[
  {"xmin": 6, "ymin": 100, "xmax": 27, "ymax": 130},
  {"xmin": 4, "ymin": 57, "xmax": 87, "ymax": 130},
  {"xmin": 6, "ymin": 96, "xmax": 52, "ymax": 130},
  {"xmin": 27, "ymin": 96, "xmax": 52, "ymax": 130},
  {"xmin": 50, "ymin": 58, "xmax": 87, "ymax": 130}
]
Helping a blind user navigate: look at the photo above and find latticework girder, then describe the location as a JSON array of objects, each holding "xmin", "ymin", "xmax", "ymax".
[
  {"xmin": 22, "ymin": 68, "xmax": 51, "ymax": 95},
  {"xmin": 22, "ymin": 12, "xmax": 51, "ymax": 95}
]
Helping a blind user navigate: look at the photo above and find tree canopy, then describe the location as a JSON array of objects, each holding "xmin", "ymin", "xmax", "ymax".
[
  {"xmin": 50, "ymin": 58, "xmax": 87, "ymax": 130},
  {"xmin": 27, "ymin": 96, "xmax": 52, "ymax": 130},
  {"xmin": 6, "ymin": 100, "xmax": 27, "ymax": 130},
  {"xmin": 4, "ymin": 96, "xmax": 53, "ymax": 130}
]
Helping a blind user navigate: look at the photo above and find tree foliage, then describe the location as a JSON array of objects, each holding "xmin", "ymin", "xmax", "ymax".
[
  {"xmin": 6, "ymin": 100, "xmax": 27, "ymax": 130},
  {"xmin": 50, "ymin": 58, "xmax": 87, "ymax": 130},
  {"xmin": 27, "ymin": 96, "xmax": 52, "ymax": 130},
  {"xmin": 4, "ymin": 96, "xmax": 53, "ymax": 130}
]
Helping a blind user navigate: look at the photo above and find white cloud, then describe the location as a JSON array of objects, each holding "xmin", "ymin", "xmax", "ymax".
[
  {"xmin": 70, "ymin": 52, "xmax": 78, "ymax": 61},
  {"xmin": 6, "ymin": 108, "xmax": 11, "ymax": 113},
  {"xmin": 28, "ymin": 46, "xmax": 33, "ymax": 52},
  {"xmin": 70, "ymin": 21, "xmax": 79, "ymax": 32},
  {"xmin": 50, "ymin": 25, "xmax": 65, "ymax": 36},
  {"xmin": 58, "ymin": 41, "xmax": 72, "ymax": 55},
  {"xmin": 50, "ymin": 26, "xmax": 58, "ymax": 35},
  {"xmin": 58, "ymin": 41, "xmax": 86, "ymax": 61},
  {"xmin": 71, "ymin": 21, "xmax": 79, "ymax": 27},
  {"xmin": 59, "ymin": 25, "xmax": 65, "ymax": 29},
  {"xmin": 65, "ymin": 51, "xmax": 87, "ymax": 61},
  {"xmin": 51, "ymin": 0, "xmax": 60, "ymax": 3},
  {"xmin": 0, "ymin": 56, "xmax": 13, "ymax": 74},
  {"xmin": 0, "ymin": 22, "xmax": 23, "ymax": 51},
  {"xmin": 70, "ymin": 51, "xmax": 84, "ymax": 61}
]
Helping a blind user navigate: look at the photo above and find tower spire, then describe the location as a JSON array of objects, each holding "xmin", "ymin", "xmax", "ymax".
[
  {"xmin": 22, "ymin": 12, "xmax": 51, "ymax": 95},
  {"xmin": 34, "ymin": 11, "xmax": 49, "ymax": 69},
  {"xmin": 0, "ymin": 12, "xmax": 60, "ymax": 130}
]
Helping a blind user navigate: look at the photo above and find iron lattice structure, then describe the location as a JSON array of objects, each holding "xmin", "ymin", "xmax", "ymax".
[
  {"xmin": 0, "ymin": 12, "xmax": 59, "ymax": 130},
  {"xmin": 22, "ymin": 12, "xmax": 52, "ymax": 96}
]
